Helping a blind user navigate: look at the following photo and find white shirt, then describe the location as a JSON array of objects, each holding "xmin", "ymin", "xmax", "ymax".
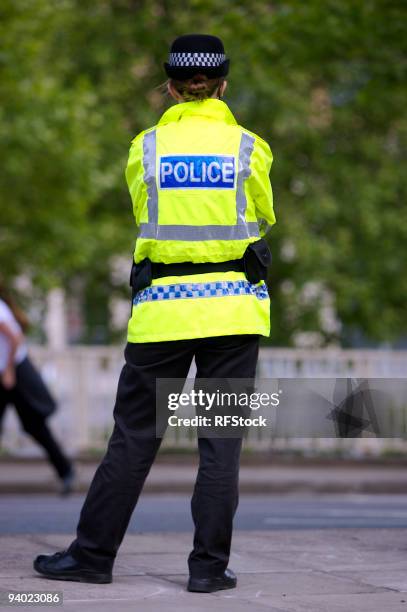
[{"xmin": 0, "ymin": 299, "xmax": 28, "ymax": 372}]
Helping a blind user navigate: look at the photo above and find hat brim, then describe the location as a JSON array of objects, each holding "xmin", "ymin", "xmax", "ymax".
[{"xmin": 164, "ymin": 59, "xmax": 229, "ymax": 80}]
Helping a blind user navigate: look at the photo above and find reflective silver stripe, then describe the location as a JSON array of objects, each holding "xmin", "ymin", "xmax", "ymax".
[
  {"xmin": 138, "ymin": 222, "xmax": 259, "ymax": 241},
  {"xmin": 236, "ymin": 131, "xmax": 255, "ymax": 225},
  {"xmin": 143, "ymin": 130, "xmax": 158, "ymax": 225}
]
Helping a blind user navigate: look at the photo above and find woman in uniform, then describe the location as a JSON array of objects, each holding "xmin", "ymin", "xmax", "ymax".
[{"xmin": 34, "ymin": 34, "xmax": 275, "ymax": 592}]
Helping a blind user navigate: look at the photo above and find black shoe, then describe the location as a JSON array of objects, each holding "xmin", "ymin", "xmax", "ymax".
[
  {"xmin": 187, "ymin": 568, "xmax": 237, "ymax": 593},
  {"xmin": 33, "ymin": 550, "xmax": 112, "ymax": 584},
  {"xmin": 59, "ymin": 468, "xmax": 76, "ymax": 496}
]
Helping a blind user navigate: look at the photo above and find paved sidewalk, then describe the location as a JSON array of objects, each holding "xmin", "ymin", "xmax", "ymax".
[
  {"xmin": 1, "ymin": 459, "xmax": 407, "ymax": 494},
  {"xmin": 1, "ymin": 529, "xmax": 407, "ymax": 611}
]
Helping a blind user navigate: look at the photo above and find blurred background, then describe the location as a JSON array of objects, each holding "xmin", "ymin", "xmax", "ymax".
[
  {"xmin": 2, "ymin": 8, "xmax": 407, "ymax": 611},
  {"xmin": 1, "ymin": 0, "xmax": 406, "ymax": 467}
]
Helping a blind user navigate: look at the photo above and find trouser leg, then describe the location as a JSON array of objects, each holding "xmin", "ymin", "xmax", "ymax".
[
  {"xmin": 69, "ymin": 340, "xmax": 195, "ymax": 572},
  {"xmin": 11, "ymin": 382, "xmax": 72, "ymax": 479},
  {"xmin": 188, "ymin": 334, "xmax": 260, "ymax": 578},
  {"xmin": 19, "ymin": 415, "xmax": 72, "ymax": 478},
  {"xmin": 189, "ymin": 436, "xmax": 242, "ymax": 578},
  {"xmin": 0, "ymin": 387, "xmax": 10, "ymax": 435}
]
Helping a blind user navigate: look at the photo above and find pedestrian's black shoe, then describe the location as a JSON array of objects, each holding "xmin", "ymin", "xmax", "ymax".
[
  {"xmin": 59, "ymin": 467, "xmax": 76, "ymax": 496},
  {"xmin": 33, "ymin": 550, "xmax": 112, "ymax": 584},
  {"xmin": 187, "ymin": 568, "xmax": 237, "ymax": 593}
]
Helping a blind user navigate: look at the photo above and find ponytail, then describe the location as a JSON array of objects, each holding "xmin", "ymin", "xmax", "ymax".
[{"xmin": 169, "ymin": 74, "xmax": 224, "ymax": 102}]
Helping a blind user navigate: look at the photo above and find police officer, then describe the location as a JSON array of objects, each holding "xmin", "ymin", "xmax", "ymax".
[{"xmin": 34, "ymin": 34, "xmax": 275, "ymax": 593}]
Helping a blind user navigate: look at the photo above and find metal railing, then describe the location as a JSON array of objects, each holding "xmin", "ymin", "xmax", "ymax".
[{"xmin": 1, "ymin": 346, "xmax": 406, "ymax": 457}]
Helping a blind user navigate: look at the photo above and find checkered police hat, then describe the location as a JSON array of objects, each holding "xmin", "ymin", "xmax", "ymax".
[{"xmin": 164, "ymin": 34, "xmax": 230, "ymax": 80}]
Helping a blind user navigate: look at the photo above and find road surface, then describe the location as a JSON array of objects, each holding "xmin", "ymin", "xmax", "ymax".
[{"xmin": 1, "ymin": 493, "xmax": 407, "ymax": 534}]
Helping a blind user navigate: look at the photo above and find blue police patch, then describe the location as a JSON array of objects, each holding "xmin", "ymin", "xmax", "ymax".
[{"xmin": 159, "ymin": 155, "xmax": 235, "ymax": 189}]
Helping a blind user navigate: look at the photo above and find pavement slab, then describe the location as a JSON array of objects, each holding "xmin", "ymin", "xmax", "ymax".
[
  {"xmin": 333, "ymin": 569, "xmax": 407, "ymax": 592},
  {"xmin": 250, "ymin": 592, "xmax": 407, "ymax": 612},
  {"xmin": 1, "ymin": 529, "xmax": 406, "ymax": 611}
]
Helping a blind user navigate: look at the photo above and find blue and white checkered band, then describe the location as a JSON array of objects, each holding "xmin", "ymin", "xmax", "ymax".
[
  {"xmin": 169, "ymin": 52, "xmax": 226, "ymax": 67},
  {"xmin": 133, "ymin": 280, "xmax": 269, "ymax": 306}
]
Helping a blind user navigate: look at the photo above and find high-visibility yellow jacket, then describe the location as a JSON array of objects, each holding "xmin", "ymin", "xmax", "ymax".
[{"xmin": 125, "ymin": 98, "xmax": 275, "ymax": 343}]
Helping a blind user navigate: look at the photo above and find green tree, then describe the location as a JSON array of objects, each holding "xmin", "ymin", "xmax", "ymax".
[{"xmin": 1, "ymin": 0, "xmax": 406, "ymax": 345}]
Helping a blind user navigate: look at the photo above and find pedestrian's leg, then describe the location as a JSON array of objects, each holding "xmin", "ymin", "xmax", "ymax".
[
  {"xmin": 0, "ymin": 385, "xmax": 10, "ymax": 437},
  {"xmin": 68, "ymin": 340, "xmax": 194, "ymax": 572},
  {"xmin": 15, "ymin": 409, "xmax": 72, "ymax": 478},
  {"xmin": 12, "ymin": 358, "xmax": 73, "ymax": 479},
  {"xmin": 188, "ymin": 335, "xmax": 259, "ymax": 578}
]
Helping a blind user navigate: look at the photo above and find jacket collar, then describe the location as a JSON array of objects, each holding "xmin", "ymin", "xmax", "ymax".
[{"xmin": 158, "ymin": 99, "xmax": 237, "ymax": 126}]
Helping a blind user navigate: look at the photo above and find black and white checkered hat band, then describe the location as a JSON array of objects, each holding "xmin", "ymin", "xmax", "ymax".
[{"xmin": 169, "ymin": 52, "xmax": 226, "ymax": 67}]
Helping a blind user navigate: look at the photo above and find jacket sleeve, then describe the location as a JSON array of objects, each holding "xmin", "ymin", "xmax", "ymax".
[
  {"xmin": 125, "ymin": 131, "xmax": 147, "ymax": 225},
  {"xmin": 246, "ymin": 136, "xmax": 276, "ymax": 235}
]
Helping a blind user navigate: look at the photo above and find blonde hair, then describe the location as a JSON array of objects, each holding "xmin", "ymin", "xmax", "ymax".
[{"xmin": 169, "ymin": 74, "xmax": 225, "ymax": 101}]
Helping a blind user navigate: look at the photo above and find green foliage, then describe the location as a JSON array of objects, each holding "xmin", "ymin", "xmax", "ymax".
[{"xmin": 1, "ymin": 0, "xmax": 406, "ymax": 344}]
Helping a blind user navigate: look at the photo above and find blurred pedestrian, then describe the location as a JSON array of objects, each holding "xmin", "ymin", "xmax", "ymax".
[
  {"xmin": 34, "ymin": 34, "xmax": 275, "ymax": 591},
  {"xmin": 0, "ymin": 284, "xmax": 75, "ymax": 495}
]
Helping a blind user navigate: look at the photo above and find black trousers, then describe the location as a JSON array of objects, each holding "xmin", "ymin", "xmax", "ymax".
[
  {"xmin": 0, "ymin": 357, "xmax": 72, "ymax": 479},
  {"xmin": 69, "ymin": 334, "xmax": 259, "ymax": 578}
]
